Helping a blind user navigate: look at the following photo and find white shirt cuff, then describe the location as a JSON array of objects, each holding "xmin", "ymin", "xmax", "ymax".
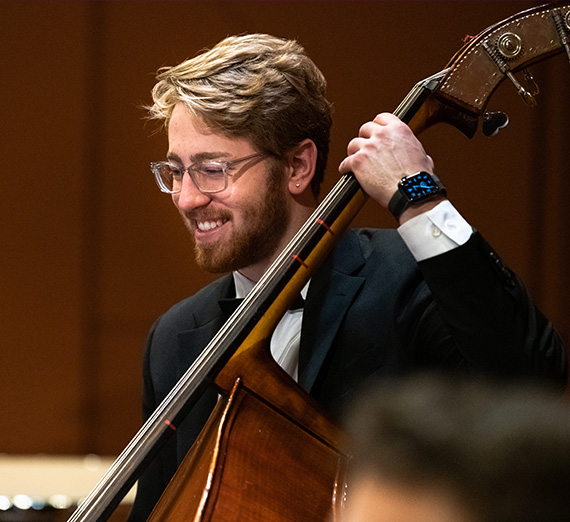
[{"xmin": 397, "ymin": 200, "xmax": 473, "ymax": 262}]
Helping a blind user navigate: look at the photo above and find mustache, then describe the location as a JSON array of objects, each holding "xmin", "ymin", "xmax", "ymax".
[{"xmin": 182, "ymin": 208, "xmax": 232, "ymax": 222}]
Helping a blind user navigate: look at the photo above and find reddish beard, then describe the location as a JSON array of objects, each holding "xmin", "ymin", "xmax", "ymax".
[{"xmin": 191, "ymin": 166, "xmax": 290, "ymax": 274}]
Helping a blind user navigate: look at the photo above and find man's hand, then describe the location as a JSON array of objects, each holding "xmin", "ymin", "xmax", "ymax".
[{"xmin": 338, "ymin": 113, "xmax": 435, "ymax": 210}]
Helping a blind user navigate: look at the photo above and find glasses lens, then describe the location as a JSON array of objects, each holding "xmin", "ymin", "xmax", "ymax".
[
  {"xmin": 150, "ymin": 160, "xmax": 230, "ymax": 194},
  {"xmin": 192, "ymin": 162, "xmax": 227, "ymax": 193},
  {"xmin": 151, "ymin": 162, "xmax": 179, "ymax": 193}
]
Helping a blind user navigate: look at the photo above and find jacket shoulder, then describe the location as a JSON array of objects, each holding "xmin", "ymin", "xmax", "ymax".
[{"xmin": 328, "ymin": 228, "xmax": 418, "ymax": 274}]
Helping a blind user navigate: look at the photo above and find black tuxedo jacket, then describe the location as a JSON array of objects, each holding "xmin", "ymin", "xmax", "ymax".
[{"xmin": 129, "ymin": 228, "xmax": 567, "ymax": 521}]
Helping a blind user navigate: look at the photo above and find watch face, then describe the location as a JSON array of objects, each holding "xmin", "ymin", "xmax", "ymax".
[{"xmin": 400, "ymin": 172, "xmax": 440, "ymax": 202}]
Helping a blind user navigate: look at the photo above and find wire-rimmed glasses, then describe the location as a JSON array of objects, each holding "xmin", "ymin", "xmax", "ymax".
[{"xmin": 150, "ymin": 152, "xmax": 266, "ymax": 194}]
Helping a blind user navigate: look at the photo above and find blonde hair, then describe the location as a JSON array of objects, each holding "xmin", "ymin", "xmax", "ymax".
[{"xmin": 149, "ymin": 34, "xmax": 332, "ymax": 197}]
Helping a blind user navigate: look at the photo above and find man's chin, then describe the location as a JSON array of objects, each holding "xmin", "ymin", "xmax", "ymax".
[{"xmin": 194, "ymin": 244, "xmax": 237, "ymax": 274}]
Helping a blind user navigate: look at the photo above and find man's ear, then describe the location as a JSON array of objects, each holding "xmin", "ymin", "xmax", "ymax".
[{"xmin": 286, "ymin": 139, "xmax": 317, "ymax": 195}]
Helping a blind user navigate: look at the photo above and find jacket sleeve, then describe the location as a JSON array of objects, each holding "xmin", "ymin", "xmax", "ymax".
[{"xmin": 415, "ymin": 231, "xmax": 567, "ymax": 388}]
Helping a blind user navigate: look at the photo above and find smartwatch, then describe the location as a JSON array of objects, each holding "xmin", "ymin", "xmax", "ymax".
[{"xmin": 388, "ymin": 171, "xmax": 446, "ymax": 220}]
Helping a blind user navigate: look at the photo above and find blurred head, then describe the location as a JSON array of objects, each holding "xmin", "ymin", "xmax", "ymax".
[
  {"xmin": 343, "ymin": 374, "xmax": 570, "ymax": 522},
  {"xmin": 149, "ymin": 33, "xmax": 332, "ymax": 199}
]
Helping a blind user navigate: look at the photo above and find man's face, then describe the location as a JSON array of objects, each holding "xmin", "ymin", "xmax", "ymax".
[{"xmin": 167, "ymin": 103, "xmax": 291, "ymax": 278}]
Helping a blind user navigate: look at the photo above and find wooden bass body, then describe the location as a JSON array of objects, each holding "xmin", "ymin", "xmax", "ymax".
[{"xmin": 148, "ymin": 335, "xmax": 347, "ymax": 522}]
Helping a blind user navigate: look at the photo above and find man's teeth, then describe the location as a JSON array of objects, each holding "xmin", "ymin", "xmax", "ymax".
[{"xmin": 196, "ymin": 219, "xmax": 226, "ymax": 231}]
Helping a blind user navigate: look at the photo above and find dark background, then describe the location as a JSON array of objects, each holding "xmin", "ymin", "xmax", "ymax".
[{"xmin": 1, "ymin": 1, "xmax": 568, "ymax": 457}]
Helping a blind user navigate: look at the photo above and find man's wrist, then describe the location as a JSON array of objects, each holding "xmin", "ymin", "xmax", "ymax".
[{"xmin": 398, "ymin": 196, "xmax": 447, "ymax": 224}]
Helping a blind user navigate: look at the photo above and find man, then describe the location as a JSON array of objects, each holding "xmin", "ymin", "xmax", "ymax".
[
  {"xmin": 129, "ymin": 34, "xmax": 566, "ymax": 520},
  {"xmin": 343, "ymin": 374, "xmax": 570, "ymax": 522}
]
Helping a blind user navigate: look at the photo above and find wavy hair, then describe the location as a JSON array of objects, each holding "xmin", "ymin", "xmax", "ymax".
[{"xmin": 149, "ymin": 34, "xmax": 333, "ymax": 198}]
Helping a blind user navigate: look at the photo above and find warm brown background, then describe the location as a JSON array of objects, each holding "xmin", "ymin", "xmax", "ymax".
[{"xmin": 2, "ymin": 1, "xmax": 569, "ymax": 458}]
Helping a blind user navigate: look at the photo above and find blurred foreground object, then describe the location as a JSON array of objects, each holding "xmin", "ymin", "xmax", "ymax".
[
  {"xmin": 0, "ymin": 455, "xmax": 134, "ymax": 522},
  {"xmin": 343, "ymin": 374, "xmax": 570, "ymax": 522}
]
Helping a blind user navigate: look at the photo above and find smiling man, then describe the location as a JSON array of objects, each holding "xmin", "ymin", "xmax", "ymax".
[{"xmin": 128, "ymin": 34, "xmax": 567, "ymax": 520}]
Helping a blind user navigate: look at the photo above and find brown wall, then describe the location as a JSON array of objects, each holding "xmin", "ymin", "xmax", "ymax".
[{"xmin": 1, "ymin": 1, "xmax": 568, "ymax": 457}]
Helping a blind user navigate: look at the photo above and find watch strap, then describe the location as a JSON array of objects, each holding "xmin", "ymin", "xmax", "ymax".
[{"xmin": 388, "ymin": 189, "xmax": 410, "ymax": 220}]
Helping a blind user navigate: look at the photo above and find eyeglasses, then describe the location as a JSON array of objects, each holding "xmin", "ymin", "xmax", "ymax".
[{"xmin": 150, "ymin": 152, "xmax": 266, "ymax": 194}]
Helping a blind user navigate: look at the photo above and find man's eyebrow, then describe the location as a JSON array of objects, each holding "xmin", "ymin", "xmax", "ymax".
[
  {"xmin": 166, "ymin": 152, "xmax": 182, "ymax": 163},
  {"xmin": 166, "ymin": 151, "xmax": 231, "ymax": 163}
]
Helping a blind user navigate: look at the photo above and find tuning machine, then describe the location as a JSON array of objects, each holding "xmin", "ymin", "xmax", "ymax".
[
  {"xmin": 552, "ymin": 7, "xmax": 570, "ymax": 62},
  {"xmin": 483, "ymin": 35, "xmax": 539, "ymax": 107}
]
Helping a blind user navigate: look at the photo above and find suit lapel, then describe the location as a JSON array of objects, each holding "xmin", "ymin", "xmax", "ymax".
[
  {"xmin": 175, "ymin": 274, "xmax": 235, "ymax": 380},
  {"xmin": 298, "ymin": 231, "xmax": 366, "ymax": 392}
]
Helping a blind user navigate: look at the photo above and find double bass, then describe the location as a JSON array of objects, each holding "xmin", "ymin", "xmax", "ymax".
[{"xmin": 69, "ymin": 3, "xmax": 570, "ymax": 521}]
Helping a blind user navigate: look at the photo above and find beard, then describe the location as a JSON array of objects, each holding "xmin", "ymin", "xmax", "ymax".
[{"xmin": 192, "ymin": 163, "xmax": 291, "ymax": 274}]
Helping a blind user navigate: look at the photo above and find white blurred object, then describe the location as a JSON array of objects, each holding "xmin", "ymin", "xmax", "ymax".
[{"xmin": 0, "ymin": 454, "xmax": 135, "ymax": 509}]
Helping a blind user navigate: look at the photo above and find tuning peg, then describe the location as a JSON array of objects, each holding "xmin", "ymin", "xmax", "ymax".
[
  {"xmin": 482, "ymin": 111, "xmax": 509, "ymax": 137},
  {"xmin": 483, "ymin": 39, "xmax": 539, "ymax": 107},
  {"xmin": 552, "ymin": 8, "xmax": 570, "ymax": 62}
]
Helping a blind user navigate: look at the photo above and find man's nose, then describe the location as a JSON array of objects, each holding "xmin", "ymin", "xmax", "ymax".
[{"xmin": 173, "ymin": 172, "xmax": 211, "ymax": 211}]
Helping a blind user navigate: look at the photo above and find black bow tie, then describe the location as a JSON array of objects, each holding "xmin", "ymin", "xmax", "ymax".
[{"xmin": 218, "ymin": 293, "xmax": 304, "ymax": 318}]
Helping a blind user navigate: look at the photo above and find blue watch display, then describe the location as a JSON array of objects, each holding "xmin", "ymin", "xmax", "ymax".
[{"xmin": 388, "ymin": 171, "xmax": 446, "ymax": 219}]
